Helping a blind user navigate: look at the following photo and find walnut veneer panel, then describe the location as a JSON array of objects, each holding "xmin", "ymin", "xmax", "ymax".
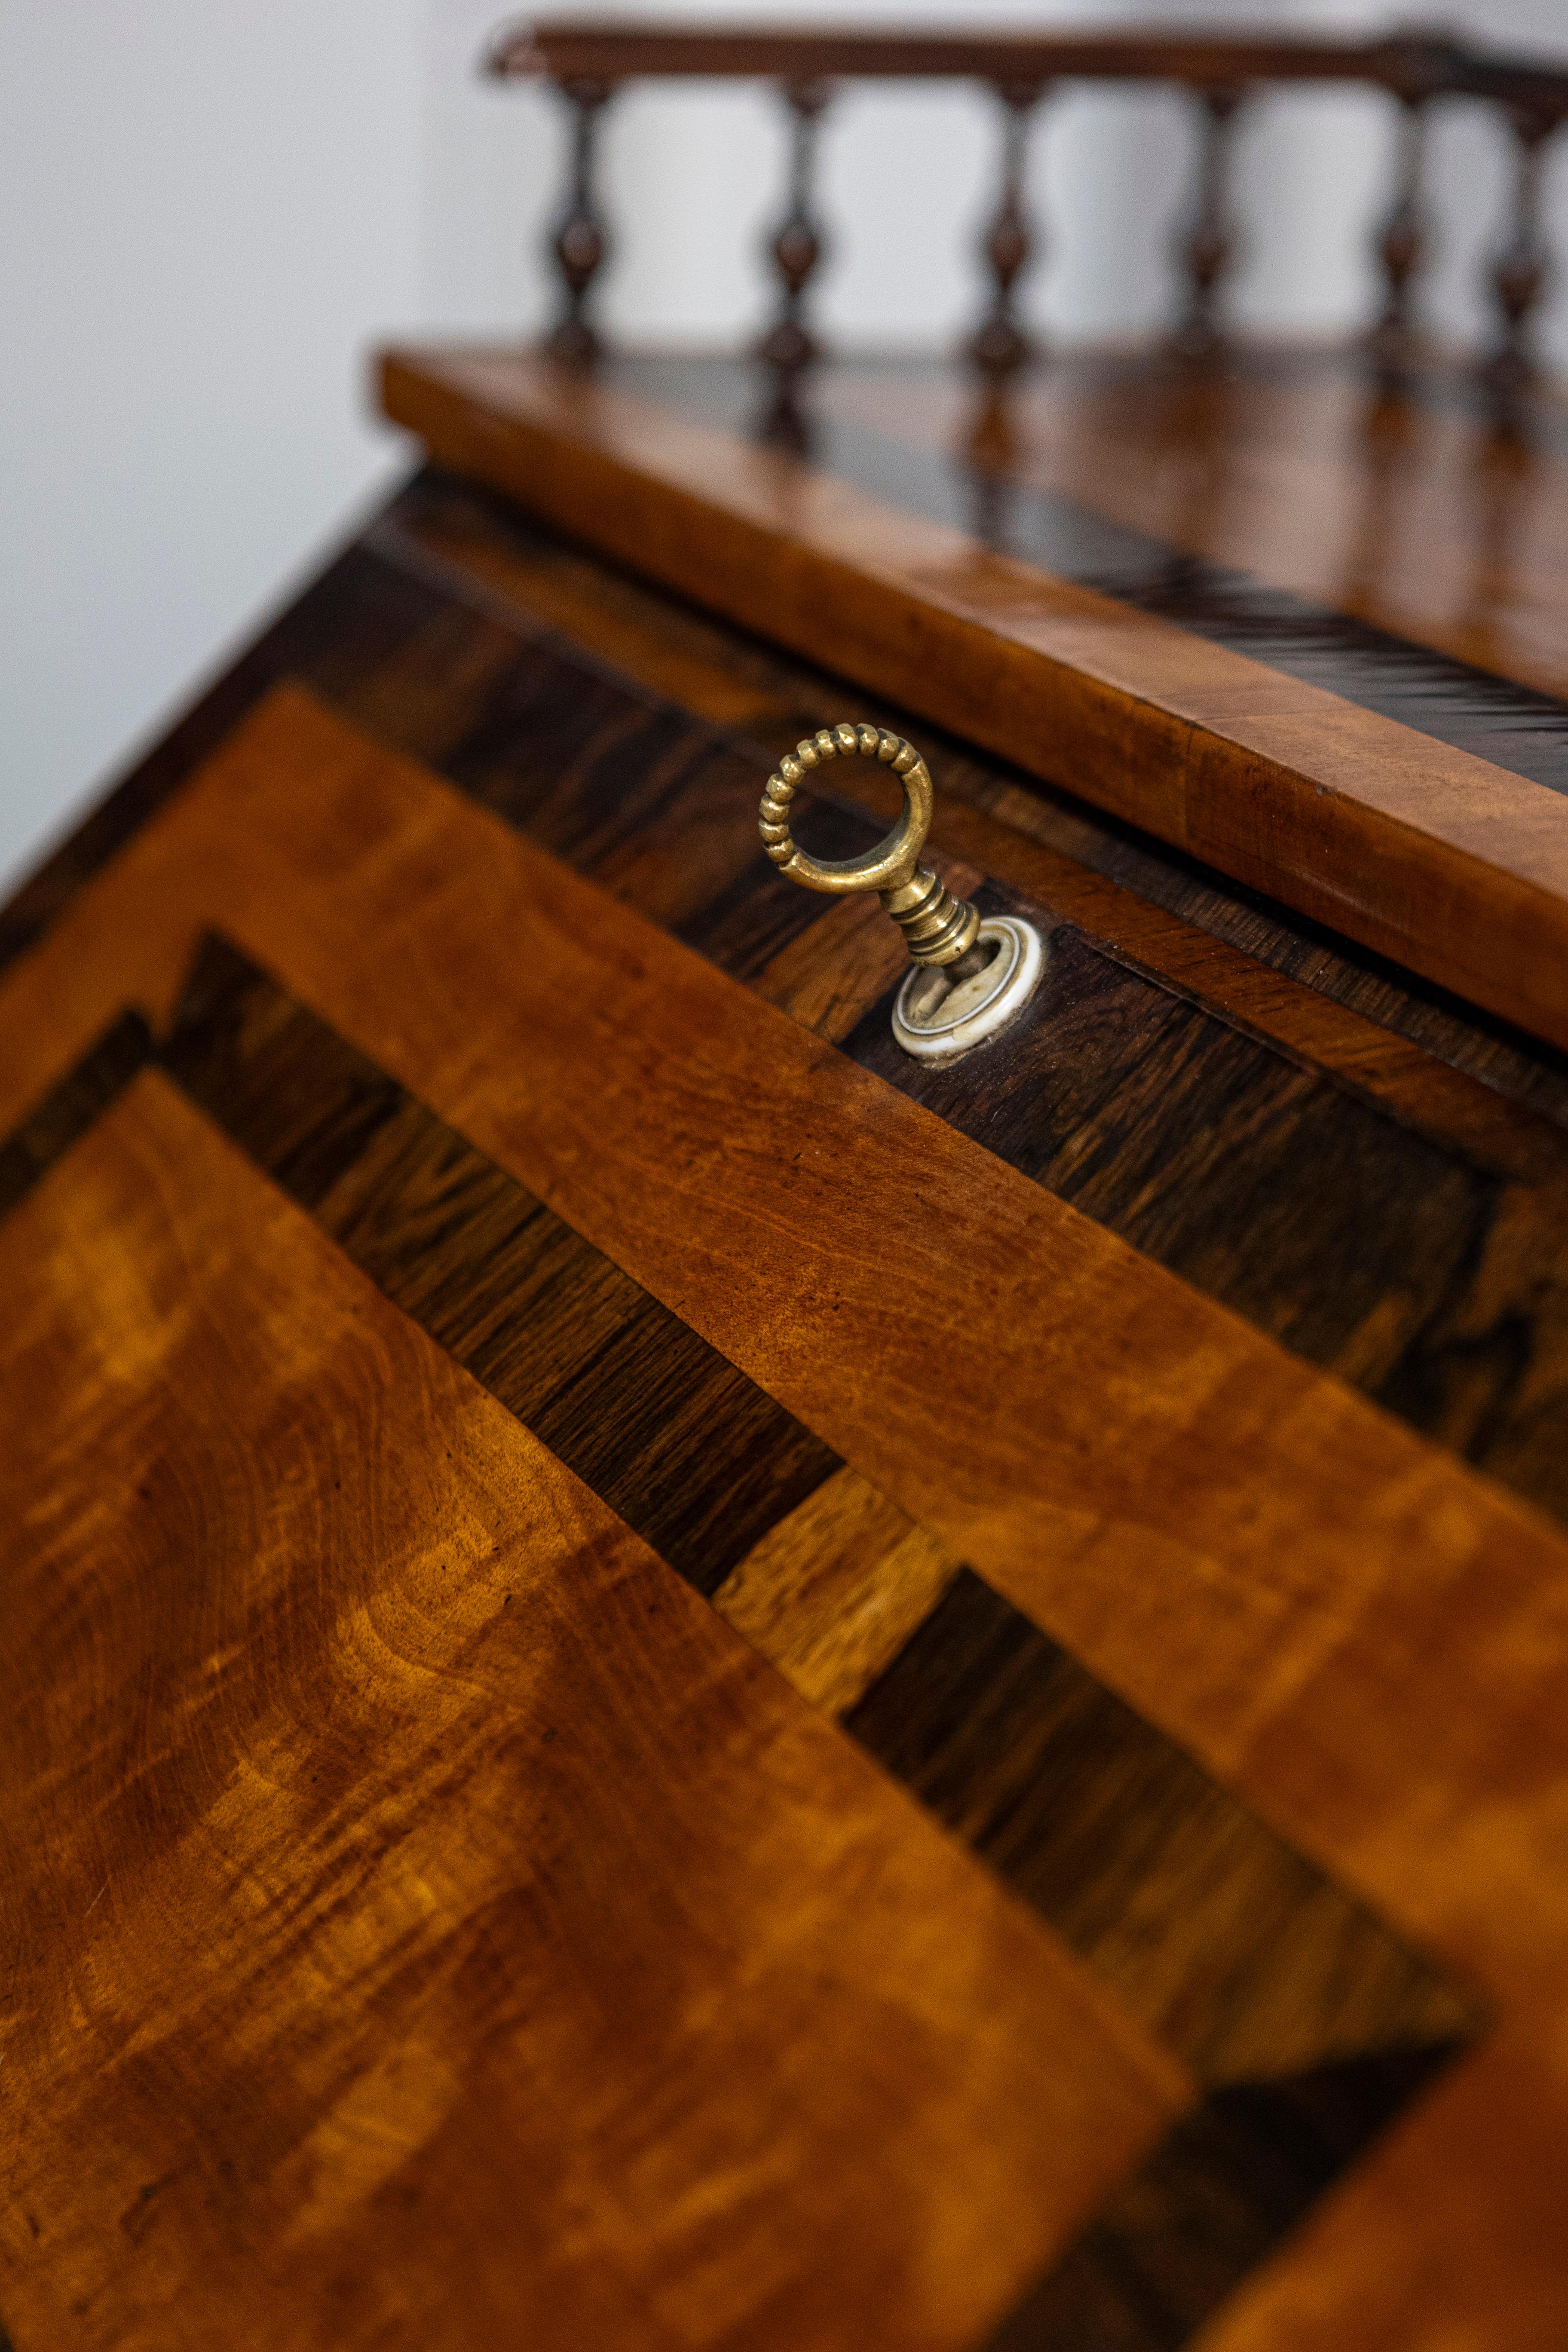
[
  {"xmin": 10, "ymin": 691, "xmax": 1568, "ymax": 2337},
  {"xmin": 0, "ymin": 1070, "xmax": 1173, "ymax": 2350},
  {"xmin": 0, "ymin": 944, "xmax": 1485, "ymax": 2350},
  {"xmin": 0, "ymin": 683, "xmax": 1563, "ymax": 1989},
  {"xmin": 379, "ymin": 346, "xmax": 1568, "ymax": 1056}
]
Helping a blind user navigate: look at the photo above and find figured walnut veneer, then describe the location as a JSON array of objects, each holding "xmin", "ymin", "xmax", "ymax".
[
  {"xmin": 0, "ymin": 931, "xmax": 1483, "ymax": 2352},
  {"xmin": 2, "ymin": 1071, "xmax": 1170, "ymax": 2351}
]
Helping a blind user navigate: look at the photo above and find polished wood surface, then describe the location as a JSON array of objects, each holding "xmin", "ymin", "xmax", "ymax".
[
  {"xmin": 9, "ymin": 682, "xmax": 1568, "ymax": 2342},
  {"xmin": 363, "ymin": 471, "xmax": 1568, "ymax": 1149},
  {"xmin": 156, "ymin": 934, "xmax": 1471, "ymax": 2075},
  {"xmin": 12, "ymin": 441, "xmax": 1568, "ymax": 2343},
  {"xmin": 4, "ymin": 1071, "xmax": 1174, "ymax": 2349},
  {"xmin": 12, "ymin": 468, "xmax": 1568, "ymax": 1127},
  {"xmin": 6, "ymin": 680, "xmax": 1566, "ymax": 1951},
  {"xmin": 606, "ymin": 348, "xmax": 1568, "ymax": 784},
  {"xmin": 379, "ymin": 344, "xmax": 1568, "ymax": 1058},
  {"xmin": 17, "ymin": 470, "xmax": 1568, "ymax": 1494},
  {"xmin": 809, "ymin": 350, "xmax": 1568, "ymax": 704}
]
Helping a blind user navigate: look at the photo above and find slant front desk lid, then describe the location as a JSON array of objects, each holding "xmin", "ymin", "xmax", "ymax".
[
  {"xmin": 380, "ymin": 342, "xmax": 1568, "ymax": 1058},
  {"xmin": 9, "ymin": 358, "xmax": 1568, "ymax": 2347}
]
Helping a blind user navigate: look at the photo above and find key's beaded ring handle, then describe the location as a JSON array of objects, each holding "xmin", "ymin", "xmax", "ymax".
[{"xmin": 757, "ymin": 723, "xmax": 981, "ymax": 967}]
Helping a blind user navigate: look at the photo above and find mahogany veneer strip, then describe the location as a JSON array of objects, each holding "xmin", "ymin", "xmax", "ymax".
[
  {"xmin": 380, "ymin": 345, "xmax": 1568, "ymax": 1056},
  {"xmin": 713, "ymin": 1463, "xmax": 964, "ymax": 1715}
]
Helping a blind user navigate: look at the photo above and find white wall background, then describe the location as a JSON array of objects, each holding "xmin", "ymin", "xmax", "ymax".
[{"xmin": 5, "ymin": 0, "xmax": 1568, "ymax": 896}]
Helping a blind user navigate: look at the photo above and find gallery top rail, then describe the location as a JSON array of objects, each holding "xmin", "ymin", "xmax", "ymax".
[{"xmin": 488, "ymin": 18, "xmax": 1568, "ymax": 115}]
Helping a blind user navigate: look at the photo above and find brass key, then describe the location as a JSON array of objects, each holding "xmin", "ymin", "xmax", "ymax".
[{"xmin": 758, "ymin": 723, "xmax": 1044, "ymax": 1063}]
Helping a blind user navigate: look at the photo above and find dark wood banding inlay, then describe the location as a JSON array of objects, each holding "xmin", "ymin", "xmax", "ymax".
[
  {"xmin": 0, "ymin": 1010, "xmax": 152, "ymax": 1219},
  {"xmin": 160, "ymin": 933, "xmax": 841, "ymax": 1597},
  {"xmin": 981, "ymin": 2046, "xmax": 1463, "ymax": 2352}
]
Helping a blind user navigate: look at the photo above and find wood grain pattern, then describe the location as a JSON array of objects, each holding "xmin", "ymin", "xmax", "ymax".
[
  {"xmin": 373, "ymin": 475, "xmax": 1568, "ymax": 1148},
  {"xmin": 750, "ymin": 891, "xmax": 915, "ymax": 1041},
  {"xmin": 843, "ymin": 1570, "xmax": 1472, "ymax": 2084},
  {"xmin": 15, "ymin": 635, "xmax": 1568, "ymax": 1543},
  {"xmin": 711, "ymin": 1465, "xmax": 963, "ymax": 1713},
  {"xmin": 156, "ymin": 938, "xmax": 1482, "ymax": 2061},
  {"xmin": 5, "ymin": 950, "xmax": 1487, "ymax": 2348},
  {"xmin": 3, "ymin": 357, "xmax": 1568, "ymax": 2343},
  {"xmin": 12, "ymin": 729, "xmax": 1568, "ymax": 2333},
  {"xmin": 162, "ymin": 934, "xmax": 840, "ymax": 1599},
  {"xmin": 834, "ymin": 894, "xmax": 1568, "ymax": 1518},
  {"xmin": 379, "ymin": 344, "xmax": 1568, "ymax": 1055},
  {"xmin": 229, "ymin": 542, "xmax": 1568, "ymax": 1529},
  {"xmin": 153, "ymin": 939, "xmax": 1473, "ymax": 2075},
  {"xmin": 9, "ymin": 337, "xmax": 1568, "ymax": 2344},
  {"xmin": 0, "ymin": 1069, "xmax": 1180, "ymax": 2351},
  {"xmin": 813, "ymin": 352, "xmax": 1568, "ymax": 706},
  {"xmin": 0, "ymin": 1009, "xmax": 150, "ymax": 1217},
  {"xmin": 16, "ymin": 465, "xmax": 1568, "ymax": 1166},
  {"xmin": 983, "ymin": 2047, "xmax": 1464, "ymax": 2352},
  {"xmin": 639, "ymin": 349, "xmax": 1568, "ymax": 731},
  {"xmin": 8, "ymin": 684, "xmax": 1568, "ymax": 2067}
]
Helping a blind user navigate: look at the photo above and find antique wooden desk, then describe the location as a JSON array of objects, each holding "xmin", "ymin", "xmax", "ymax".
[{"xmin": 9, "ymin": 32, "xmax": 1568, "ymax": 2351}]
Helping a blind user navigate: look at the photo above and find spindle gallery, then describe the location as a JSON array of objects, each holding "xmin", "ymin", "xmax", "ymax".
[{"xmin": 491, "ymin": 22, "xmax": 1568, "ymax": 391}]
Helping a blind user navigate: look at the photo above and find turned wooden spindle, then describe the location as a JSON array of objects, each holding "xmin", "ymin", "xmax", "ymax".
[
  {"xmin": 545, "ymin": 77, "xmax": 616, "ymax": 364},
  {"xmin": 968, "ymin": 80, "xmax": 1049, "ymax": 377},
  {"xmin": 757, "ymin": 79, "xmax": 834, "ymax": 373},
  {"xmin": 1173, "ymin": 84, "xmax": 1244, "ymax": 358},
  {"xmin": 756, "ymin": 366, "xmax": 816, "ymax": 457},
  {"xmin": 1370, "ymin": 93, "xmax": 1432, "ymax": 363},
  {"xmin": 1485, "ymin": 105, "xmax": 1562, "ymax": 397},
  {"xmin": 963, "ymin": 382, "xmax": 1022, "ymax": 547}
]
